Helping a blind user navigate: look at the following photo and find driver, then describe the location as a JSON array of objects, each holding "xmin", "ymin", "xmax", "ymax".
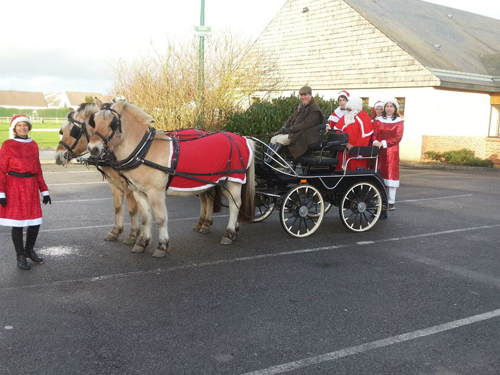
[{"xmin": 265, "ymin": 85, "xmax": 323, "ymax": 162}]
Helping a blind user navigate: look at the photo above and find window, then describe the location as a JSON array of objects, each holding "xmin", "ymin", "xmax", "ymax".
[
  {"xmin": 395, "ymin": 97, "xmax": 406, "ymax": 117},
  {"xmin": 360, "ymin": 97, "xmax": 369, "ymax": 109}
]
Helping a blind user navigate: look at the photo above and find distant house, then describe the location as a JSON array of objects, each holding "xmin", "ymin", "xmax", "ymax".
[
  {"xmin": 245, "ymin": 0, "xmax": 500, "ymax": 163},
  {"xmin": 0, "ymin": 90, "xmax": 47, "ymax": 109},
  {"xmin": 45, "ymin": 92, "xmax": 113, "ymax": 109}
]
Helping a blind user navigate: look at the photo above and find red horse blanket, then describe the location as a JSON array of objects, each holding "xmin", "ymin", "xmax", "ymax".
[{"xmin": 167, "ymin": 132, "xmax": 252, "ymax": 192}]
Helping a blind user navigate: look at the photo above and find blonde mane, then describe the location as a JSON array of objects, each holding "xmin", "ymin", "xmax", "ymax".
[{"xmin": 122, "ymin": 102, "xmax": 154, "ymax": 126}]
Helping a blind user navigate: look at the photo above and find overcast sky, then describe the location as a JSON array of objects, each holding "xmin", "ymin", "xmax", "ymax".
[{"xmin": 1, "ymin": 0, "xmax": 499, "ymax": 95}]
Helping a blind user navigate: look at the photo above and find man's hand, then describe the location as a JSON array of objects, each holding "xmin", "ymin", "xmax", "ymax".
[
  {"xmin": 43, "ymin": 195, "xmax": 51, "ymax": 205},
  {"xmin": 0, "ymin": 197, "xmax": 6, "ymax": 207},
  {"xmin": 373, "ymin": 141, "xmax": 383, "ymax": 148}
]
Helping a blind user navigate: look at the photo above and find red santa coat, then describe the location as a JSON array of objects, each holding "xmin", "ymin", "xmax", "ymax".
[
  {"xmin": 335, "ymin": 111, "xmax": 373, "ymax": 170},
  {"xmin": 327, "ymin": 107, "xmax": 346, "ymax": 130},
  {"xmin": 0, "ymin": 138, "xmax": 49, "ymax": 227},
  {"xmin": 372, "ymin": 117, "xmax": 404, "ymax": 187}
]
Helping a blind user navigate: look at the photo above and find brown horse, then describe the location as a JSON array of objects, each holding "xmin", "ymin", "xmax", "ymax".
[
  {"xmin": 55, "ymin": 103, "xmax": 141, "ymax": 245},
  {"xmin": 87, "ymin": 99, "xmax": 255, "ymax": 257}
]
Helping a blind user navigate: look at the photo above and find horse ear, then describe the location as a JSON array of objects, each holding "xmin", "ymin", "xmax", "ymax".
[
  {"xmin": 88, "ymin": 113, "xmax": 95, "ymax": 128},
  {"xmin": 95, "ymin": 97, "xmax": 103, "ymax": 109},
  {"xmin": 67, "ymin": 109, "xmax": 75, "ymax": 120},
  {"xmin": 113, "ymin": 100, "xmax": 125, "ymax": 114}
]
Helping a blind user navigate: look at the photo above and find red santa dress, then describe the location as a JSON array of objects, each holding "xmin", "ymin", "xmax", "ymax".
[
  {"xmin": 327, "ymin": 107, "xmax": 346, "ymax": 130},
  {"xmin": 334, "ymin": 111, "xmax": 374, "ymax": 170},
  {"xmin": 0, "ymin": 138, "xmax": 49, "ymax": 227},
  {"xmin": 372, "ymin": 117, "xmax": 404, "ymax": 187}
]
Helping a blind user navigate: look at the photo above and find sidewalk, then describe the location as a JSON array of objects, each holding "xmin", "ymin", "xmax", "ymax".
[{"xmin": 400, "ymin": 161, "xmax": 497, "ymax": 172}]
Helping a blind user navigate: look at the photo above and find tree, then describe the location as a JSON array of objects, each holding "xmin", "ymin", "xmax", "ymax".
[
  {"xmin": 111, "ymin": 30, "xmax": 281, "ymax": 130},
  {"xmin": 85, "ymin": 96, "xmax": 95, "ymax": 104}
]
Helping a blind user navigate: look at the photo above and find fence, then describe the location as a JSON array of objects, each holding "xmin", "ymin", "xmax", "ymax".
[{"xmin": 0, "ymin": 117, "xmax": 68, "ymax": 124}]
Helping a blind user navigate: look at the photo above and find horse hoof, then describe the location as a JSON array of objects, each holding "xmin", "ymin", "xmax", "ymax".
[
  {"xmin": 220, "ymin": 237, "xmax": 232, "ymax": 245},
  {"xmin": 193, "ymin": 224, "xmax": 202, "ymax": 232},
  {"xmin": 199, "ymin": 226, "xmax": 210, "ymax": 234},
  {"xmin": 123, "ymin": 236, "xmax": 137, "ymax": 245},
  {"xmin": 104, "ymin": 233, "xmax": 119, "ymax": 241},
  {"xmin": 152, "ymin": 249, "xmax": 168, "ymax": 258},
  {"xmin": 131, "ymin": 245, "xmax": 145, "ymax": 253}
]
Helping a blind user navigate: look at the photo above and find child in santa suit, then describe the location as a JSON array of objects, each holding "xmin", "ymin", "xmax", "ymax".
[
  {"xmin": 333, "ymin": 97, "xmax": 373, "ymax": 170},
  {"xmin": 327, "ymin": 90, "xmax": 350, "ymax": 130},
  {"xmin": 0, "ymin": 115, "xmax": 51, "ymax": 270},
  {"xmin": 372, "ymin": 98, "xmax": 404, "ymax": 211}
]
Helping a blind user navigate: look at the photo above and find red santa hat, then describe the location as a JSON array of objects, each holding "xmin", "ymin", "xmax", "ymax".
[
  {"xmin": 10, "ymin": 115, "xmax": 32, "ymax": 131},
  {"xmin": 337, "ymin": 90, "xmax": 350, "ymax": 101},
  {"xmin": 373, "ymin": 101, "xmax": 384, "ymax": 109},
  {"xmin": 384, "ymin": 98, "xmax": 400, "ymax": 111}
]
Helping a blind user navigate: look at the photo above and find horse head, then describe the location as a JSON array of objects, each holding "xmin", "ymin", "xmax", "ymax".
[
  {"xmin": 87, "ymin": 100, "xmax": 126, "ymax": 158},
  {"xmin": 55, "ymin": 104, "xmax": 99, "ymax": 165}
]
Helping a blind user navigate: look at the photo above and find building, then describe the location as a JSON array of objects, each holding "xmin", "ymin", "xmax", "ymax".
[
  {"xmin": 45, "ymin": 92, "xmax": 113, "ymax": 109},
  {"xmin": 0, "ymin": 90, "xmax": 48, "ymax": 109},
  {"xmin": 246, "ymin": 0, "xmax": 500, "ymax": 163}
]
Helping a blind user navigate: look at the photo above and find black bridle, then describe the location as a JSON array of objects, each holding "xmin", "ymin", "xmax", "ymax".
[
  {"xmin": 89, "ymin": 104, "xmax": 122, "ymax": 147},
  {"xmin": 59, "ymin": 115, "xmax": 91, "ymax": 160}
]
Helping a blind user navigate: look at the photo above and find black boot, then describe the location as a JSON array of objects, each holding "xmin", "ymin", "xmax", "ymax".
[
  {"xmin": 25, "ymin": 225, "xmax": 44, "ymax": 264},
  {"xmin": 12, "ymin": 227, "xmax": 30, "ymax": 270}
]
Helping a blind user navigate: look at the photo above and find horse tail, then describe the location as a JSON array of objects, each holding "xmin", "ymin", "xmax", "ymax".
[
  {"xmin": 213, "ymin": 185, "xmax": 222, "ymax": 213},
  {"xmin": 238, "ymin": 139, "xmax": 255, "ymax": 223}
]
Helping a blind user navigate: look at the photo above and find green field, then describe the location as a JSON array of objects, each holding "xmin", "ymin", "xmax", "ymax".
[{"xmin": 0, "ymin": 123, "xmax": 61, "ymax": 149}]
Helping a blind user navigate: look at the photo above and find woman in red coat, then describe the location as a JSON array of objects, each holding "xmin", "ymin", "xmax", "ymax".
[
  {"xmin": 372, "ymin": 98, "xmax": 404, "ymax": 211},
  {"xmin": 0, "ymin": 115, "xmax": 51, "ymax": 270}
]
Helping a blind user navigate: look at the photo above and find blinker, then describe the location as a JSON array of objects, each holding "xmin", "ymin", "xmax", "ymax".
[
  {"xmin": 88, "ymin": 114, "xmax": 96, "ymax": 128},
  {"xmin": 69, "ymin": 125, "xmax": 82, "ymax": 139}
]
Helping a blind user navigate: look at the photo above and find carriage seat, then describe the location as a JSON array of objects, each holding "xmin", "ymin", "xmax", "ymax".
[{"xmin": 348, "ymin": 146, "xmax": 380, "ymax": 157}]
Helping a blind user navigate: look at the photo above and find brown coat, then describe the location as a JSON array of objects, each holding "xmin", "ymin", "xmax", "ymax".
[{"xmin": 280, "ymin": 99, "xmax": 323, "ymax": 159}]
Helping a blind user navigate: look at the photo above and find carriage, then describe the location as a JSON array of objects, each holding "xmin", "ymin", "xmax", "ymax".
[
  {"xmin": 250, "ymin": 120, "xmax": 388, "ymax": 238},
  {"xmin": 58, "ymin": 100, "xmax": 386, "ymax": 256}
]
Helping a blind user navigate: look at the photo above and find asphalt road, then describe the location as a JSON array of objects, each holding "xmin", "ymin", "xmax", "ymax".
[{"xmin": 1, "ymin": 164, "xmax": 500, "ymax": 375}]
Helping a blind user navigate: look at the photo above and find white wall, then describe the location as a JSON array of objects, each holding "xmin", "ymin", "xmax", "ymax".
[{"xmin": 275, "ymin": 87, "xmax": 492, "ymax": 161}]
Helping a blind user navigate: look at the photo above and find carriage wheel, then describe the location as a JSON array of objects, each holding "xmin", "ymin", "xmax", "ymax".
[
  {"xmin": 339, "ymin": 181, "xmax": 382, "ymax": 232},
  {"xmin": 280, "ymin": 185, "xmax": 324, "ymax": 238},
  {"xmin": 253, "ymin": 193, "xmax": 275, "ymax": 223}
]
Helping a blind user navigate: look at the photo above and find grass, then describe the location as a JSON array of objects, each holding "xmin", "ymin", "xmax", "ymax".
[{"xmin": 0, "ymin": 123, "xmax": 61, "ymax": 149}]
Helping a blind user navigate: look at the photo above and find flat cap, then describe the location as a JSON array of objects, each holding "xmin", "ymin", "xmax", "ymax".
[{"xmin": 299, "ymin": 85, "xmax": 312, "ymax": 95}]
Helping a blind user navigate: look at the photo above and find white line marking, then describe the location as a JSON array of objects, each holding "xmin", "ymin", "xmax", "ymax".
[
  {"xmin": 44, "ymin": 171, "xmax": 98, "ymax": 174},
  {"xmin": 52, "ymin": 198, "xmax": 113, "ymax": 203},
  {"xmin": 0, "ymin": 215, "xmax": 230, "ymax": 236},
  {"xmin": 47, "ymin": 182, "xmax": 108, "ymax": 186},
  {"xmin": 397, "ymin": 194, "xmax": 472, "ymax": 203},
  {"xmin": 1, "ymin": 223, "xmax": 499, "ymax": 290},
  {"xmin": 241, "ymin": 308, "xmax": 500, "ymax": 375}
]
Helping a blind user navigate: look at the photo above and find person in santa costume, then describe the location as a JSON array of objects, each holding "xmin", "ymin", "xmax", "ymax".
[
  {"xmin": 0, "ymin": 115, "xmax": 51, "ymax": 270},
  {"xmin": 371, "ymin": 100, "xmax": 384, "ymax": 122},
  {"xmin": 372, "ymin": 98, "xmax": 404, "ymax": 211},
  {"xmin": 333, "ymin": 97, "xmax": 373, "ymax": 170},
  {"xmin": 327, "ymin": 90, "xmax": 350, "ymax": 130}
]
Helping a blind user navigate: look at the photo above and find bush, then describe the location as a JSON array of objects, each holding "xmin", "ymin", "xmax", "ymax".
[{"xmin": 425, "ymin": 149, "xmax": 494, "ymax": 167}]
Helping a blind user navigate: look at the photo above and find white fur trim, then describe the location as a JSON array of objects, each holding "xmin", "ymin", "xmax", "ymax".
[
  {"xmin": 377, "ymin": 117, "xmax": 403, "ymax": 124},
  {"xmin": 0, "ymin": 217, "xmax": 43, "ymax": 227},
  {"xmin": 334, "ymin": 107, "xmax": 345, "ymax": 118},
  {"xmin": 373, "ymin": 101, "xmax": 384, "ymax": 108},
  {"xmin": 382, "ymin": 140, "xmax": 388, "ymax": 148},
  {"xmin": 383, "ymin": 178, "xmax": 400, "ymax": 188},
  {"xmin": 357, "ymin": 116, "xmax": 373, "ymax": 138},
  {"xmin": 41, "ymin": 191, "xmax": 50, "ymax": 196},
  {"xmin": 12, "ymin": 138, "xmax": 33, "ymax": 143},
  {"xmin": 0, "ymin": 193, "xmax": 5, "ymax": 198}
]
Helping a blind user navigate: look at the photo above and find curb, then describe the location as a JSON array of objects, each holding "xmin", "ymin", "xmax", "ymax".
[{"xmin": 400, "ymin": 162, "xmax": 497, "ymax": 172}]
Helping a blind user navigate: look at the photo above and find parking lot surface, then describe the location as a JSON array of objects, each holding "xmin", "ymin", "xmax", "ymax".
[{"xmin": 1, "ymin": 164, "xmax": 500, "ymax": 374}]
